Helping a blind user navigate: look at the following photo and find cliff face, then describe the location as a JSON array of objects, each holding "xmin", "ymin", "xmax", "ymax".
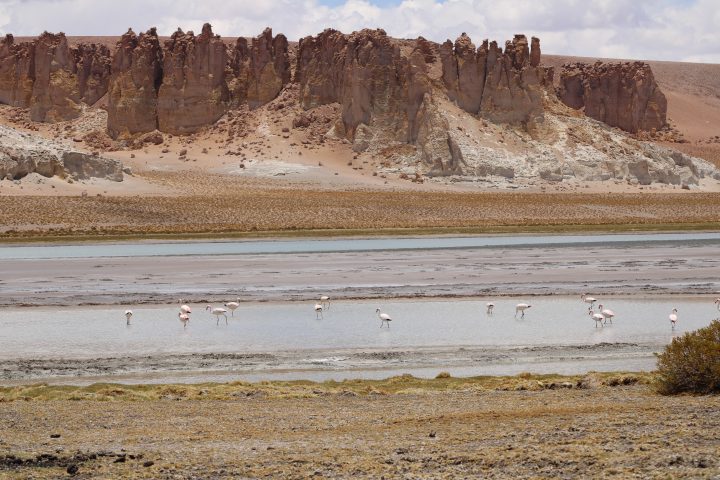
[
  {"xmin": 297, "ymin": 29, "xmax": 348, "ymax": 109},
  {"xmin": 558, "ymin": 61, "xmax": 667, "ymax": 133},
  {"xmin": 1, "ymin": 33, "xmax": 111, "ymax": 118},
  {"xmin": 297, "ymin": 28, "xmax": 430, "ymax": 146},
  {"xmin": 0, "ymin": 34, "xmax": 35, "ymax": 107},
  {"xmin": 74, "ymin": 43, "xmax": 111, "ymax": 105},
  {"xmin": 29, "ymin": 32, "xmax": 82, "ymax": 122},
  {"xmin": 157, "ymin": 24, "xmax": 229, "ymax": 134},
  {"xmin": 231, "ymin": 28, "xmax": 290, "ymax": 108},
  {"xmin": 440, "ymin": 33, "xmax": 551, "ymax": 126},
  {"xmin": 107, "ymin": 28, "xmax": 163, "ymax": 138},
  {"xmin": 0, "ymin": 26, "xmax": 669, "ymax": 141}
]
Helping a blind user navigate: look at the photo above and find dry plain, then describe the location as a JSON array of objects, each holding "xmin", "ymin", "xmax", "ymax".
[{"xmin": 1, "ymin": 375, "xmax": 719, "ymax": 479}]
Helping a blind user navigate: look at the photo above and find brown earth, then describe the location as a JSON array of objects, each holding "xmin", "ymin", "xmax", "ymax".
[
  {"xmin": 1, "ymin": 183, "xmax": 720, "ymax": 238},
  {"xmin": 0, "ymin": 375, "xmax": 718, "ymax": 479}
]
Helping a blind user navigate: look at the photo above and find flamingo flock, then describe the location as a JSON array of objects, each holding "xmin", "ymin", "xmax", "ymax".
[{"xmin": 122, "ymin": 296, "xmax": 716, "ymax": 332}]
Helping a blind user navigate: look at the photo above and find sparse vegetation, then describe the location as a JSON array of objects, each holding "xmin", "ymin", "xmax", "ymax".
[
  {"xmin": 655, "ymin": 319, "xmax": 720, "ymax": 394},
  {"xmin": 1, "ymin": 173, "xmax": 720, "ymax": 241},
  {"xmin": 1, "ymin": 373, "xmax": 718, "ymax": 478}
]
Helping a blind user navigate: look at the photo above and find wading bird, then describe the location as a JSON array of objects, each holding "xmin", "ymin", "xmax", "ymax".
[
  {"xmin": 314, "ymin": 303, "xmax": 323, "ymax": 319},
  {"xmin": 515, "ymin": 303, "xmax": 531, "ymax": 318},
  {"xmin": 178, "ymin": 312, "xmax": 190, "ymax": 329},
  {"xmin": 124, "ymin": 310, "xmax": 133, "ymax": 325},
  {"xmin": 376, "ymin": 308, "xmax": 392, "ymax": 328},
  {"xmin": 589, "ymin": 309, "xmax": 605, "ymax": 328},
  {"xmin": 669, "ymin": 308, "xmax": 678, "ymax": 328},
  {"xmin": 224, "ymin": 298, "xmax": 240, "ymax": 316},
  {"xmin": 486, "ymin": 302, "xmax": 495, "ymax": 315},
  {"xmin": 320, "ymin": 295, "xmax": 330, "ymax": 310},
  {"xmin": 206, "ymin": 305, "xmax": 228, "ymax": 325},
  {"xmin": 715, "ymin": 298, "xmax": 720, "ymax": 311},
  {"xmin": 597, "ymin": 304, "xmax": 615, "ymax": 324},
  {"xmin": 581, "ymin": 294, "xmax": 597, "ymax": 309}
]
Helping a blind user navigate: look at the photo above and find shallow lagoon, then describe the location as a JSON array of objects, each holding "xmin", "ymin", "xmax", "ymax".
[{"xmin": 1, "ymin": 296, "xmax": 717, "ymax": 384}]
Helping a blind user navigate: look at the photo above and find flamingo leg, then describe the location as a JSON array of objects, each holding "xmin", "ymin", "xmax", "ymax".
[{"xmin": 224, "ymin": 314, "xmax": 228, "ymax": 325}]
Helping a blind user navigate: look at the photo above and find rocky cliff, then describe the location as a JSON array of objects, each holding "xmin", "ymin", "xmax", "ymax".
[
  {"xmin": 558, "ymin": 61, "xmax": 667, "ymax": 133},
  {"xmin": 157, "ymin": 24, "xmax": 229, "ymax": 134},
  {"xmin": 107, "ymin": 28, "xmax": 163, "ymax": 138},
  {"xmin": 231, "ymin": 28, "xmax": 291, "ymax": 108},
  {"xmin": 74, "ymin": 43, "xmax": 111, "ymax": 105},
  {"xmin": 297, "ymin": 28, "xmax": 432, "ymax": 151},
  {"xmin": 1, "ymin": 32, "xmax": 112, "ymax": 122},
  {"xmin": 0, "ymin": 34, "xmax": 35, "ymax": 108},
  {"xmin": 440, "ymin": 33, "xmax": 551, "ymax": 126},
  {"xmin": 29, "ymin": 32, "xmax": 82, "ymax": 122}
]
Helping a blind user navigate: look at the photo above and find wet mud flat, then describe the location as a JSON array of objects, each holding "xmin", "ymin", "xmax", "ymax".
[
  {"xmin": 0, "ymin": 343, "xmax": 658, "ymax": 385},
  {"xmin": 1, "ymin": 235, "xmax": 720, "ymax": 307}
]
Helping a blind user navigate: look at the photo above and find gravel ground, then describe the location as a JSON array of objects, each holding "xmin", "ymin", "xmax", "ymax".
[{"xmin": 0, "ymin": 377, "xmax": 718, "ymax": 479}]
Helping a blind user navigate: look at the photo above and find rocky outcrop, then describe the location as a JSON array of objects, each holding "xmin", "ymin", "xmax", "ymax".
[
  {"xmin": 157, "ymin": 24, "xmax": 229, "ymax": 134},
  {"xmin": 74, "ymin": 43, "xmax": 111, "ymax": 105},
  {"xmin": 297, "ymin": 29, "xmax": 348, "ymax": 109},
  {"xmin": 62, "ymin": 151, "xmax": 123, "ymax": 181},
  {"xmin": 107, "ymin": 28, "xmax": 163, "ymax": 138},
  {"xmin": 1, "ymin": 34, "xmax": 110, "ymax": 114},
  {"xmin": 440, "ymin": 33, "xmax": 551, "ymax": 126},
  {"xmin": 29, "ymin": 32, "xmax": 82, "ymax": 122},
  {"xmin": 0, "ymin": 34, "xmax": 35, "ymax": 107},
  {"xmin": 0, "ymin": 125, "xmax": 124, "ymax": 181},
  {"xmin": 557, "ymin": 61, "xmax": 667, "ymax": 133},
  {"xmin": 230, "ymin": 28, "xmax": 290, "ymax": 108},
  {"xmin": 297, "ymin": 29, "xmax": 431, "ymax": 146}
]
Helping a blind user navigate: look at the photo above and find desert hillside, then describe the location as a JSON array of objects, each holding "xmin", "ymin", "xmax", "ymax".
[
  {"xmin": 1, "ymin": 28, "xmax": 719, "ymax": 207},
  {"xmin": 544, "ymin": 55, "xmax": 720, "ymax": 165}
]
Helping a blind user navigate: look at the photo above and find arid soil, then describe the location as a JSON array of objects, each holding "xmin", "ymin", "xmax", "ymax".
[{"xmin": 0, "ymin": 375, "xmax": 718, "ymax": 479}]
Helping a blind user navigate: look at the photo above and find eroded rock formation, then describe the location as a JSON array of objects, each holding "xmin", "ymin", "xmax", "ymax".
[
  {"xmin": 231, "ymin": 28, "xmax": 290, "ymax": 108},
  {"xmin": 297, "ymin": 28, "xmax": 431, "ymax": 146},
  {"xmin": 557, "ymin": 61, "xmax": 667, "ymax": 133},
  {"xmin": 29, "ymin": 32, "xmax": 82, "ymax": 122},
  {"xmin": 107, "ymin": 28, "xmax": 163, "ymax": 138},
  {"xmin": 157, "ymin": 24, "xmax": 229, "ymax": 134},
  {"xmin": 74, "ymin": 43, "xmax": 111, "ymax": 105},
  {"xmin": 0, "ymin": 34, "xmax": 35, "ymax": 107},
  {"xmin": 297, "ymin": 28, "xmax": 348, "ymax": 109},
  {"xmin": 439, "ymin": 33, "xmax": 551, "ymax": 126}
]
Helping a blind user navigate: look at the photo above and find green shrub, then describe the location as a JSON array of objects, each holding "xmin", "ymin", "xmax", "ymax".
[{"xmin": 655, "ymin": 319, "xmax": 720, "ymax": 394}]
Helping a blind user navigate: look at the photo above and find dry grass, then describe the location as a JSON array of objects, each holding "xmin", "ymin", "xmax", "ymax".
[
  {"xmin": 0, "ymin": 372, "xmax": 652, "ymax": 402},
  {"xmin": 2, "ymin": 178, "xmax": 720, "ymax": 239},
  {"xmin": 1, "ymin": 373, "xmax": 718, "ymax": 479}
]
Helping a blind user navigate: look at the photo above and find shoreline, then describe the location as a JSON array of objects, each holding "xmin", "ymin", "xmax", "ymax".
[
  {"xmin": 1, "ymin": 371, "xmax": 653, "ymax": 397},
  {"xmin": 0, "ymin": 341, "xmax": 661, "ymax": 386},
  {"xmin": 2, "ymin": 221, "xmax": 720, "ymax": 245}
]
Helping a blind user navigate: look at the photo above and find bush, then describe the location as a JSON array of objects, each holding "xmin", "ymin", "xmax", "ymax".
[{"xmin": 655, "ymin": 319, "xmax": 720, "ymax": 394}]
